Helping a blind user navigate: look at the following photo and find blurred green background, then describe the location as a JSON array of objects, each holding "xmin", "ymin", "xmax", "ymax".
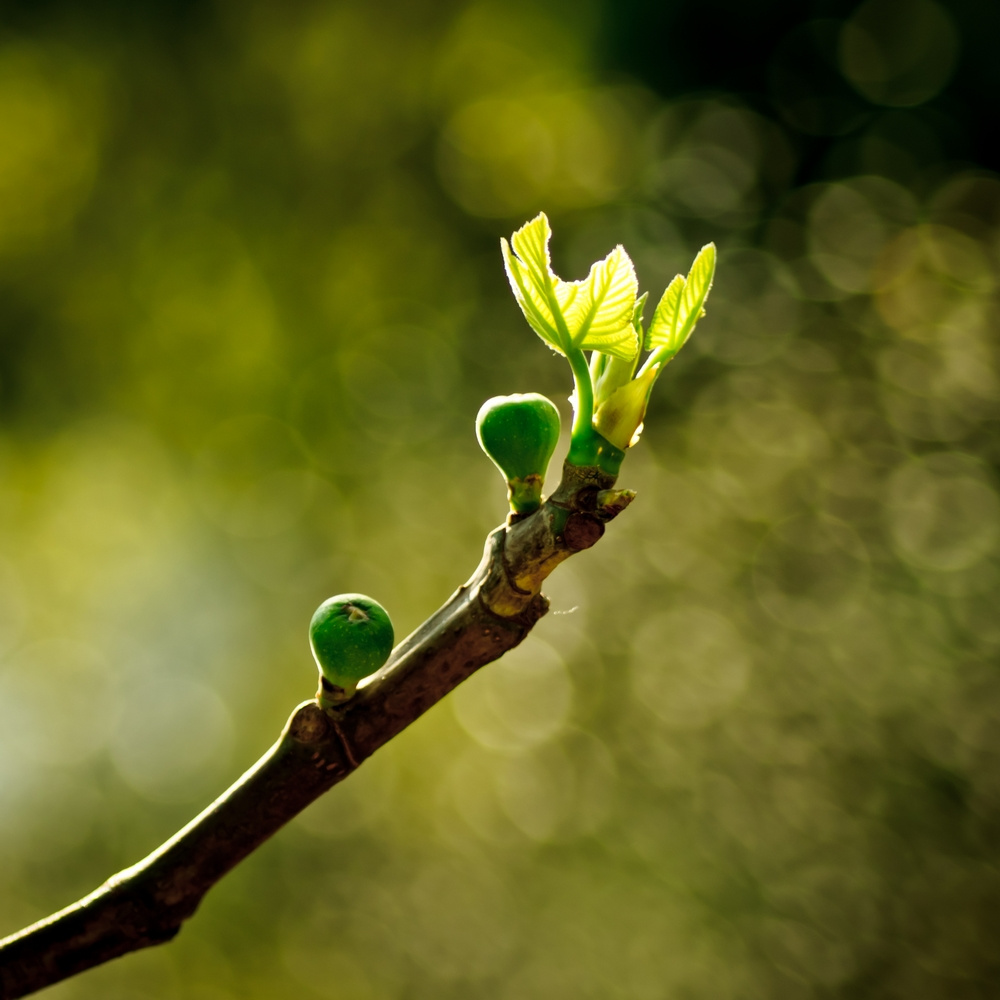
[{"xmin": 1, "ymin": 0, "xmax": 999, "ymax": 996}]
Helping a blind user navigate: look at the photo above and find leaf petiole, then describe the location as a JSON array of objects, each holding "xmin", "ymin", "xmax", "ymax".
[{"xmin": 566, "ymin": 344, "xmax": 595, "ymax": 442}]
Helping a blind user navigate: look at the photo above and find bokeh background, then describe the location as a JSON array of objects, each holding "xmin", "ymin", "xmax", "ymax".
[{"xmin": 1, "ymin": 0, "xmax": 999, "ymax": 996}]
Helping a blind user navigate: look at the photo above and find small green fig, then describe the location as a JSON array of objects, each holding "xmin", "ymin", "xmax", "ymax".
[
  {"xmin": 476, "ymin": 393, "xmax": 561, "ymax": 514},
  {"xmin": 310, "ymin": 594, "xmax": 394, "ymax": 706}
]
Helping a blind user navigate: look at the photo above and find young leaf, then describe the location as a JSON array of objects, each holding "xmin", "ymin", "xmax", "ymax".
[
  {"xmin": 560, "ymin": 245, "xmax": 639, "ymax": 360},
  {"xmin": 645, "ymin": 274, "xmax": 685, "ymax": 352},
  {"xmin": 646, "ymin": 243, "xmax": 716, "ymax": 356},
  {"xmin": 576, "ymin": 322, "xmax": 639, "ymax": 360},
  {"xmin": 502, "ymin": 215, "xmax": 639, "ymax": 362},
  {"xmin": 501, "ymin": 214, "xmax": 568, "ymax": 355}
]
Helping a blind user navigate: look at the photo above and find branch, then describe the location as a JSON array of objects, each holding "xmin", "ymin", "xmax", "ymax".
[{"xmin": 0, "ymin": 461, "xmax": 634, "ymax": 1000}]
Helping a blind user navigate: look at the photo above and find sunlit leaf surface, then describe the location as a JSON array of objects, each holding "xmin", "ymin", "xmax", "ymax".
[{"xmin": 646, "ymin": 243, "xmax": 715, "ymax": 357}]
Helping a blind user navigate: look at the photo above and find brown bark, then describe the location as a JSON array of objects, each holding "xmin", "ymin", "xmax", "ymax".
[{"xmin": 0, "ymin": 461, "xmax": 634, "ymax": 999}]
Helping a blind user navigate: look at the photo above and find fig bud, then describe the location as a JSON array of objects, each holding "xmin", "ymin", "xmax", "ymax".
[
  {"xmin": 310, "ymin": 594, "xmax": 394, "ymax": 706},
  {"xmin": 476, "ymin": 393, "xmax": 561, "ymax": 514}
]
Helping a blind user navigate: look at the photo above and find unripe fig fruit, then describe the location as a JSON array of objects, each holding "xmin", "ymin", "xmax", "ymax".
[
  {"xmin": 476, "ymin": 393, "xmax": 561, "ymax": 514},
  {"xmin": 310, "ymin": 594, "xmax": 394, "ymax": 704}
]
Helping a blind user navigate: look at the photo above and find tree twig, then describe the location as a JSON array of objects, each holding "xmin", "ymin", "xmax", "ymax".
[{"xmin": 0, "ymin": 462, "xmax": 634, "ymax": 999}]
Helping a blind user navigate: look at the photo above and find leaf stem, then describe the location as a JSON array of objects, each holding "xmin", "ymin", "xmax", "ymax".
[
  {"xmin": 567, "ymin": 345, "xmax": 594, "ymax": 441},
  {"xmin": 636, "ymin": 346, "xmax": 677, "ymax": 381}
]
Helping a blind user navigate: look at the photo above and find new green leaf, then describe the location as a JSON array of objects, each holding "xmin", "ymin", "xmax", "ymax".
[
  {"xmin": 645, "ymin": 274, "xmax": 683, "ymax": 352},
  {"xmin": 501, "ymin": 213, "xmax": 639, "ymax": 362},
  {"xmin": 646, "ymin": 243, "xmax": 716, "ymax": 357},
  {"xmin": 560, "ymin": 245, "xmax": 639, "ymax": 360},
  {"xmin": 501, "ymin": 213, "xmax": 568, "ymax": 355}
]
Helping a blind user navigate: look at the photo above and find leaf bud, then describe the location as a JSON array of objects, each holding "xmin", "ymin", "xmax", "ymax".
[{"xmin": 593, "ymin": 364, "xmax": 660, "ymax": 452}]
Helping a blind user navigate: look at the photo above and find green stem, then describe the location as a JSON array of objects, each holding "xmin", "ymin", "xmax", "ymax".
[
  {"xmin": 531, "ymin": 271, "xmax": 622, "ymax": 477},
  {"xmin": 565, "ymin": 347, "xmax": 627, "ymax": 475},
  {"xmin": 533, "ymin": 275, "xmax": 593, "ymax": 444},
  {"xmin": 567, "ymin": 427, "xmax": 626, "ymax": 476},
  {"xmin": 567, "ymin": 346, "xmax": 594, "ymax": 441}
]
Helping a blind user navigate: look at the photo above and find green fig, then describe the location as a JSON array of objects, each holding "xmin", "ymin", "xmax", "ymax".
[
  {"xmin": 310, "ymin": 594, "xmax": 394, "ymax": 706},
  {"xmin": 476, "ymin": 393, "xmax": 561, "ymax": 514}
]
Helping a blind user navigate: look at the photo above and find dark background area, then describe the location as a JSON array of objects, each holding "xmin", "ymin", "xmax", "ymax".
[{"xmin": 606, "ymin": 0, "xmax": 1000, "ymax": 167}]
